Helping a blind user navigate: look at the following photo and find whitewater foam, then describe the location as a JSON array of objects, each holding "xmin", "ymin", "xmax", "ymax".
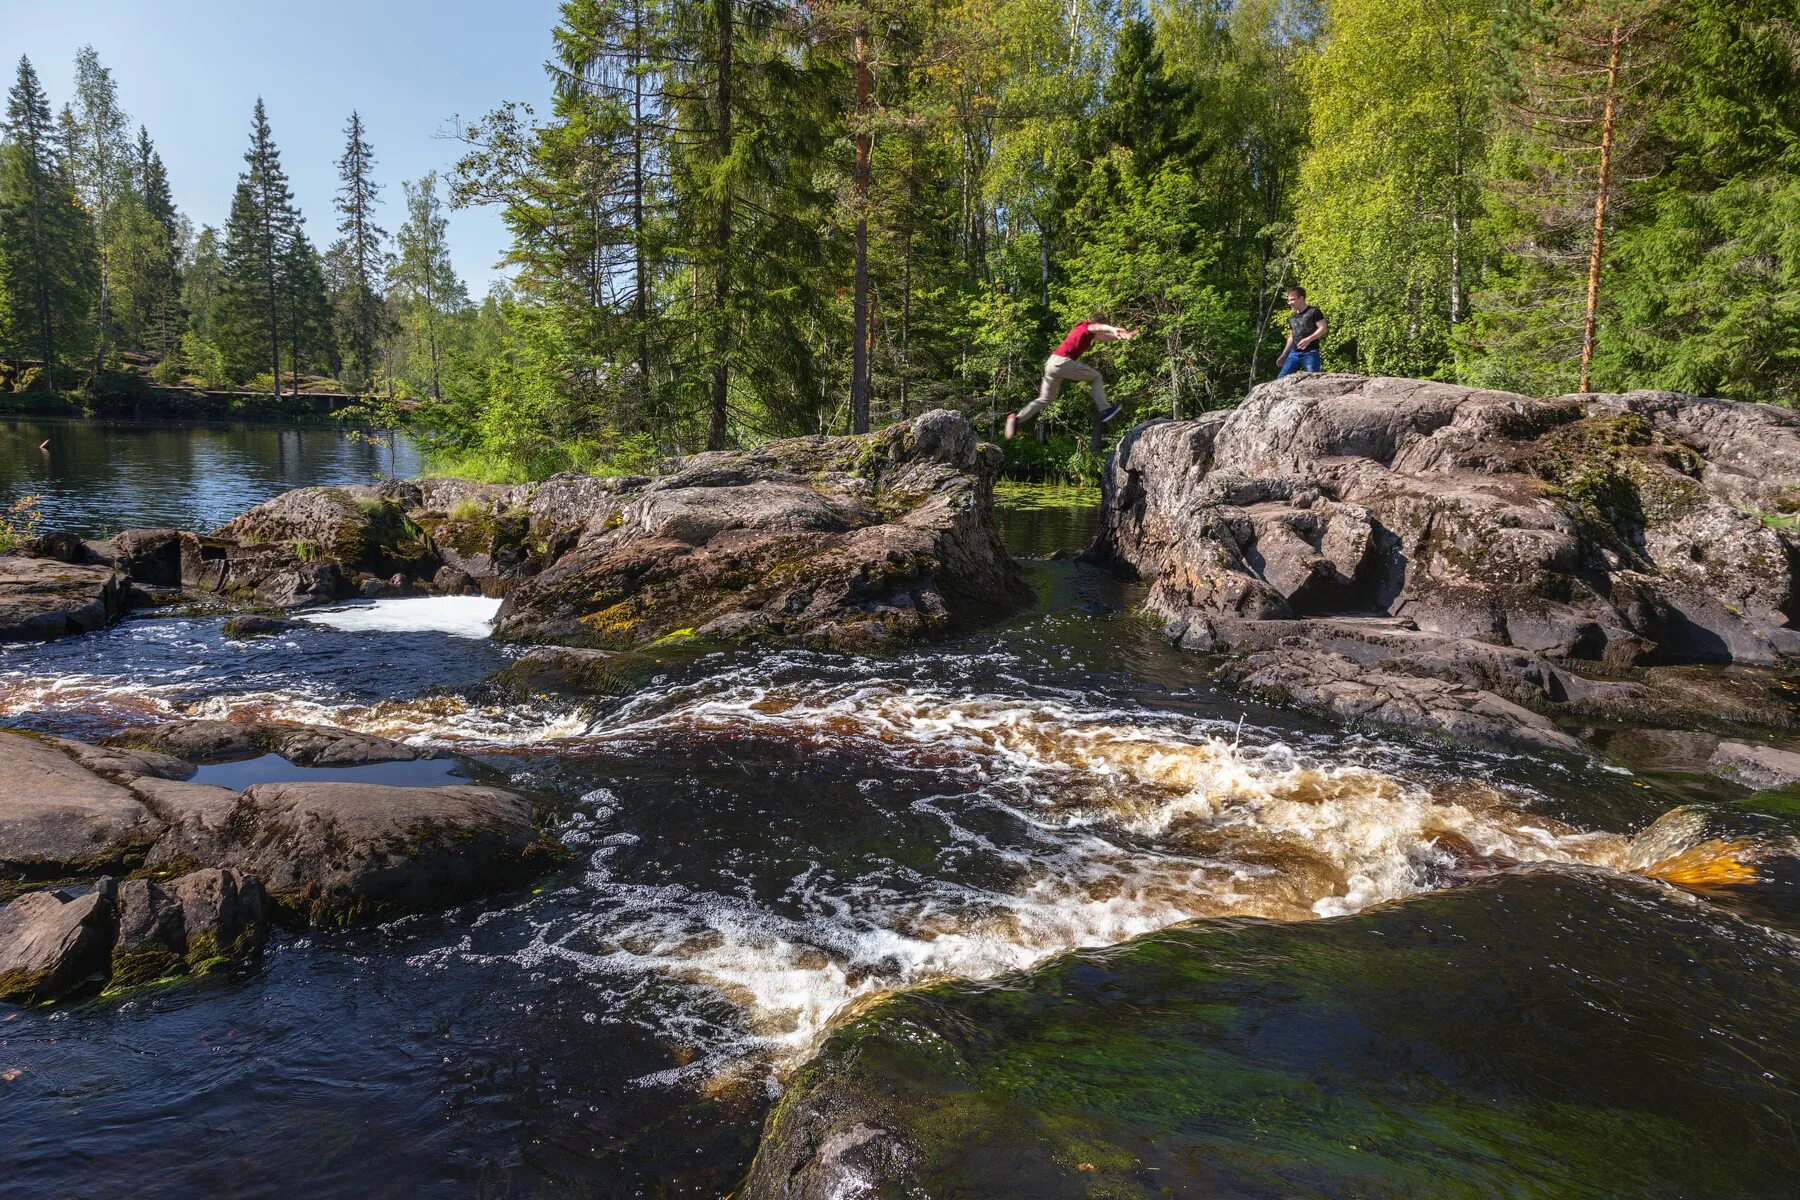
[{"xmin": 296, "ymin": 595, "xmax": 503, "ymax": 638}]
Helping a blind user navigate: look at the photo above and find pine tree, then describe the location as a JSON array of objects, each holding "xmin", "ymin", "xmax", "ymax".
[
  {"xmin": 1463, "ymin": 0, "xmax": 1669, "ymax": 394},
  {"xmin": 332, "ymin": 111, "xmax": 388, "ymax": 390},
  {"xmin": 114, "ymin": 125, "xmax": 184, "ymax": 357},
  {"xmin": 0, "ymin": 56, "xmax": 98, "ymax": 387}
]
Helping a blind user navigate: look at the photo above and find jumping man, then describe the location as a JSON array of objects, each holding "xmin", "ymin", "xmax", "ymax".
[
  {"xmin": 1005, "ymin": 310, "xmax": 1138, "ymax": 440},
  {"xmin": 1275, "ymin": 286, "xmax": 1327, "ymax": 377}
]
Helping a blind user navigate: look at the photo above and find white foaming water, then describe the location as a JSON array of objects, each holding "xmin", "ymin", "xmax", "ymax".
[
  {"xmin": 297, "ymin": 595, "xmax": 503, "ymax": 638},
  {"xmin": 403, "ymin": 665, "xmax": 1643, "ymax": 1090},
  {"xmin": 6, "ymin": 636, "xmax": 1667, "ymax": 1091}
]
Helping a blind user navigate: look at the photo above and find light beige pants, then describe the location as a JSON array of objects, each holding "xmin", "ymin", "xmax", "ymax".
[{"xmin": 1017, "ymin": 354, "xmax": 1106, "ymax": 423}]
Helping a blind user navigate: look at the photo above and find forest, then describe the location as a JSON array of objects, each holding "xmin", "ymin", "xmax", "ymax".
[{"xmin": 0, "ymin": 0, "xmax": 1795, "ymax": 481}]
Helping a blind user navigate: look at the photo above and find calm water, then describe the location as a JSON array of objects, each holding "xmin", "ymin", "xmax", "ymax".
[
  {"xmin": 1, "ymin": 428, "xmax": 1796, "ymax": 1198},
  {"xmin": 0, "ymin": 415, "xmax": 419, "ymax": 537}
]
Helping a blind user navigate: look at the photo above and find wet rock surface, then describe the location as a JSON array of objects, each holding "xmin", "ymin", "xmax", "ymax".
[
  {"xmin": 1709, "ymin": 741, "xmax": 1800, "ymax": 791},
  {"xmin": 0, "ymin": 731, "xmax": 167, "ymax": 887},
  {"xmin": 1092, "ymin": 375, "xmax": 1800, "ymax": 750},
  {"xmin": 0, "ymin": 725, "xmax": 553, "ymax": 1000}
]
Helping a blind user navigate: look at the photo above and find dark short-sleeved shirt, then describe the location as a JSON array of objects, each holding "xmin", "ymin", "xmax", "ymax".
[{"xmin": 1289, "ymin": 305, "xmax": 1324, "ymax": 347}]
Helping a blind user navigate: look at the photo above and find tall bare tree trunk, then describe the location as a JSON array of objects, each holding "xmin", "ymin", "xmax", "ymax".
[
  {"xmin": 707, "ymin": 0, "xmax": 733, "ymax": 450},
  {"xmin": 850, "ymin": 27, "xmax": 872, "ymax": 434},
  {"xmin": 1579, "ymin": 23, "xmax": 1621, "ymax": 394}
]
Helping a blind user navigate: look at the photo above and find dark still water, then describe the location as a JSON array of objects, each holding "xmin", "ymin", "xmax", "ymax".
[
  {"xmin": 0, "ymin": 415, "xmax": 419, "ymax": 537},
  {"xmin": 1, "ymin": 454, "xmax": 1797, "ymax": 1198}
]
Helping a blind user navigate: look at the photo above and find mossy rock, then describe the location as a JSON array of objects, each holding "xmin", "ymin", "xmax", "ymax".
[{"xmin": 744, "ymin": 870, "xmax": 1800, "ymax": 1199}]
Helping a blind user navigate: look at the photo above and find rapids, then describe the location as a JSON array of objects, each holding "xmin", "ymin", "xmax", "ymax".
[{"xmin": 2, "ymin": 421, "xmax": 1796, "ymax": 1197}]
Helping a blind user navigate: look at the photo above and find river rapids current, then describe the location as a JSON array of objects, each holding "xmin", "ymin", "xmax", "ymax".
[{"xmin": 2, "ymin": 421, "xmax": 1798, "ymax": 1197}]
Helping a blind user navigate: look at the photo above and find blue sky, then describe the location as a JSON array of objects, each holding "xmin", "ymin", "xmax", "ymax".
[{"xmin": 9, "ymin": 0, "xmax": 565, "ymax": 292}]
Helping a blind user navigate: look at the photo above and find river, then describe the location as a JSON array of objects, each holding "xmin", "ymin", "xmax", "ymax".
[{"xmin": 1, "ymin": 417, "xmax": 1797, "ymax": 1197}]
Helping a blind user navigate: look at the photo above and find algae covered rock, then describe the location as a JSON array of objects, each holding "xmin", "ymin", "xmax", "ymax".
[{"xmin": 744, "ymin": 871, "xmax": 1800, "ymax": 1199}]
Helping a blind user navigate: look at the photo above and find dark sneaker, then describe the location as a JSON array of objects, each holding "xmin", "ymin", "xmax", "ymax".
[
  {"xmin": 1004, "ymin": 412, "xmax": 1018, "ymax": 440},
  {"xmin": 1099, "ymin": 402, "xmax": 1124, "ymax": 425}
]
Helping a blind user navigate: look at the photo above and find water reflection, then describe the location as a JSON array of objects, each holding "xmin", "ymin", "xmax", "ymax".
[{"xmin": 0, "ymin": 416, "xmax": 419, "ymax": 537}]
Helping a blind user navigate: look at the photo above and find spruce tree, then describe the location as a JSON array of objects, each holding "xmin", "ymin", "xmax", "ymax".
[
  {"xmin": 0, "ymin": 56, "xmax": 98, "ymax": 387},
  {"xmin": 332, "ymin": 111, "xmax": 388, "ymax": 390},
  {"xmin": 219, "ymin": 99, "xmax": 298, "ymax": 393}
]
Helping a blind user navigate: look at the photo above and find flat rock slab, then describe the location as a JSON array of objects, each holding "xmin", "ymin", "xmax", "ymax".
[
  {"xmin": 0, "ymin": 732, "xmax": 164, "ymax": 883},
  {"xmin": 1223, "ymin": 647, "xmax": 1589, "ymax": 756},
  {"xmin": 0, "ymin": 554, "xmax": 127, "ymax": 643}
]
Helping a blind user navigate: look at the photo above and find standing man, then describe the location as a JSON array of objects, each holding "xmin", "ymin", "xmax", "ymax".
[
  {"xmin": 1005, "ymin": 310, "xmax": 1137, "ymax": 440},
  {"xmin": 1275, "ymin": 286, "xmax": 1327, "ymax": 377}
]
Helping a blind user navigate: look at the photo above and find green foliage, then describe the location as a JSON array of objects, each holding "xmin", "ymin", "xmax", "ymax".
[
  {"xmin": 1297, "ymin": 0, "xmax": 1492, "ymax": 378},
  {"xmin": 0, "ymin": 56, "xmax": 99, "ymax": 380}
]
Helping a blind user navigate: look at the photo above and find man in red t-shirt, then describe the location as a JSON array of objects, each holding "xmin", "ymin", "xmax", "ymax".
[{"xmin": 1005, "ymin": 310, "xmax": 1138, "ymax": 439}]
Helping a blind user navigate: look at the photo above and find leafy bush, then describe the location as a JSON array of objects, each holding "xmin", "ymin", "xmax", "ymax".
[{"xmin": 0, "ymin": 495, "xmax": 45, "ymax": 554}]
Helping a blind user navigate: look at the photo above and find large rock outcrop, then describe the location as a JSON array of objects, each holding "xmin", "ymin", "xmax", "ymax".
[
  {"xmin": 490, "ymin": 409, "xmax": 1032, "ymax": 649},
  {"xmin": 1090, "ymin": 375, "xmax": 1800, "ymax": 750},
  {"xmin": 143, "ymin": 780, "xmax": 545, "ymax": 925},
  {"xmin": 74, "ymin": 409, "xmax": 1029, "ymax": 652}
]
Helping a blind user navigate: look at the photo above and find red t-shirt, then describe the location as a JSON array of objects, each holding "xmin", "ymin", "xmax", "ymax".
[{"xmin": 1055, "ymin": 321, "xmax": 1096, "ymax": 359}]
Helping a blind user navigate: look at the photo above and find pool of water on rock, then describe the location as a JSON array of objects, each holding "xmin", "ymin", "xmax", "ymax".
[{"xmin": 3, "ymin": 487, "xmax": 1798, "ymax": 1198}]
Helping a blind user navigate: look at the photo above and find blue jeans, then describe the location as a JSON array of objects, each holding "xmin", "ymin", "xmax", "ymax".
[{"xmin": 1278, "ymin": 348, "xmax": 1321, "ymax": 377}]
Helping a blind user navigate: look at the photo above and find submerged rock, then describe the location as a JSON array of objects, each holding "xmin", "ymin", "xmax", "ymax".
[
  {"xmin": 1091, "ymin": 375, "xmax": 1800, "ymax": 750},
  {"xmin": 102, "ymin": 718, "xmax": 430, "ymax": 767},
  {"xmin": 0, "ymin": 886, "xmax": 117, "ymax": 1004}
]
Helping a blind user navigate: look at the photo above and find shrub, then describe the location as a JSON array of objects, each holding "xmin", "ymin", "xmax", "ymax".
[{"xmin": 0, "ymin": 495, "xmax": 45, "ymax": 554}]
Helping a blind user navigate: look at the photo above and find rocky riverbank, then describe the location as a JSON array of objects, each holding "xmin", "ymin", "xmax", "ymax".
[
  {"xmin": 0, "ymin": 409, "xmax": 1030, "ymax": 652},
  {"xmin": 1086, "ymin": 374, "xmax": 1800, "ymax": 755},
  {"xmin": 0, "ymin": 722, "xmax": 556, "ymax": 1003}
]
